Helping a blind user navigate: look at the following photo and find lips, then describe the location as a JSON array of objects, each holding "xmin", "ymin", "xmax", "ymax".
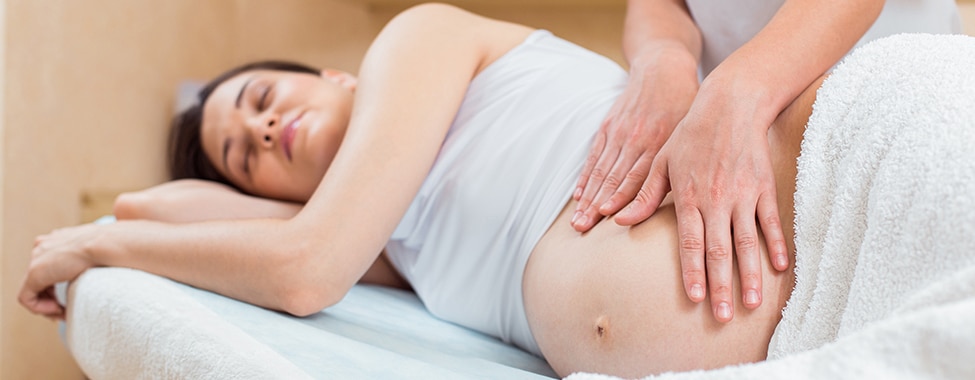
[{"xmin": 281, "ymin": 112, "xmax": 302, "ymax": 161}]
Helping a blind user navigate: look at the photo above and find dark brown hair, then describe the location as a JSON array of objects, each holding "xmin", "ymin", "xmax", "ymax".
[{"xmin": 167, "ymin": 61, "xmax": 321, "ymax": 189}]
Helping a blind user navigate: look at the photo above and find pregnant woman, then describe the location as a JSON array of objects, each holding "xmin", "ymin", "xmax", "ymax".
[{"xmin": 20, "ymin": 4, "xmax": 975, "ymax": 378}]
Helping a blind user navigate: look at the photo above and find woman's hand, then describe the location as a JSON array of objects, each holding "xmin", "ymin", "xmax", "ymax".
[
  {"xmin": 614, "ymin": 74, "xmax": 789, "ymax": 323},
  {"xmin": 19, "ymin": 224, "xmax": 103, "ymax": 320},
  {"xmin": 571, "ymin": 48, "xmax": 698, "ymax": 232}
]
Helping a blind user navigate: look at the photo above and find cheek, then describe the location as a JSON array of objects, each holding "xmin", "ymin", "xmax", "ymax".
[
  {"xmin": 251, "ymin": 163, "xmax": 321, "ymax": 203},
  {"xmin": 249, "ymin": 162, "xmax": 297, "ymax": 201},
  {"xmin": 299, "ymin": 120, "xmax": 343, "ymax": 174}
]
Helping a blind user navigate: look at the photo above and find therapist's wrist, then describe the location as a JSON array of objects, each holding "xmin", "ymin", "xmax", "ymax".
[
  {"xmin": 699, "ymin": 66, "xmax": 781, "ymax": 132},
  {"xmin": 627, "ymin": 40, "xmax": 698, "ymax": 79}
]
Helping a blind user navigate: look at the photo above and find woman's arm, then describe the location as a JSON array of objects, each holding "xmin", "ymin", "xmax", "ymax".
[
  {"xmin": 113, "ymin": 179, "xmax": 302, "ymax": 223},
  {"xmin": 20, "ymin": 4, "xmax": 531, "ymax": 318},
  {"xmin": 112, "ymin": 179, "xmax": 410, "ymax": 289}
]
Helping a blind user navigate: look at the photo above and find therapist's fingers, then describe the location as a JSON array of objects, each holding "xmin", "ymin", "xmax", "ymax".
[
  {"xmin": 732, "ymin": 206, "xmax": 763, "ymax": 310},
  {"xmin": 757, "ymin": 192, "xmax": 789, "ymax": 271},
  {"xmin": 572, "ymin": 130, "xmax": 621, "ymax": 232},
  {"xmin": 574, "ymin": 149, "xmax": 633, "ymax": 232},
  {"xmin": 596, "ymin": 151, "xmax": 655, "ymax": 217},
  {"xmin": 704, "ymin": 207, "xmax": 735, "ymax": 323},
  {"xmin": 675, "ymin": 201, "xmax": 708, "ymax": 305},
  {"xmin": 614, "ymin": 157, "xmax": 671, "ymax": 226},
  {"xmin": 574, "ymin": 127, "xmax": 608, "ymax": 201}
]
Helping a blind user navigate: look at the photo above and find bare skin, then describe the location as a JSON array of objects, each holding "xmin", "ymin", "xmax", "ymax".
[
  {"xmin": 572, "ymin": 0, "xmax": 882, "ymax": 324},
  {"xmin": 524, "ymin": 75, "xmax": 821, "ymax": 377},
  {"xmin": 23, "ymin": 4, "xmax": 823, "ymax": 377},
  {"xmin": 112, "ymin": 180, "xmax": 411, "ymax": 290}
]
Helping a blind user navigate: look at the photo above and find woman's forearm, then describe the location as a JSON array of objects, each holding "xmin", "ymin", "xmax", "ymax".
[
  {"xmin": 89, "ymin": 217, "xmax": 333, "ymax": 315},
  {"xmin": 114, "ymin": 179, "xmax": 302, "ymax": 223},
  {"xmin": 106, "ymin": 182, "xmax": 319, "ymax": 314},
  {"xmin": 711, "ymin": 0, "xmax": 885, "ymax": 122}
]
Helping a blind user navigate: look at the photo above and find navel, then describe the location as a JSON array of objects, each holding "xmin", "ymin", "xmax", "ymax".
[{"xmin": 594, "ymin": 315, "xmax": 610, "ymax": 340}]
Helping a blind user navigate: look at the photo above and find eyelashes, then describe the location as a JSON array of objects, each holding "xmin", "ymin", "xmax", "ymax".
[
  {"xmin": 241, "ymin": 79, "xmax": 274, "ymax": 178},
  {"xmin": 242, "ymin": 145, "xmax": 253, "ymax": 175},
  {"xmin": 257, "ymin": 84, "xmax": 273, "ymax": 112}
]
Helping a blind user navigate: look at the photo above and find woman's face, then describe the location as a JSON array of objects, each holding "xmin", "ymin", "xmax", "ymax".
[{"xmin": 200, "ymin": 69, "xmax": 356, "ymax": 202}]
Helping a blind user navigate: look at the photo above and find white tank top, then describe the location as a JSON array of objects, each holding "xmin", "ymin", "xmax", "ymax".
[
  {"xmin": 384, "ymin": 30, "xmax": 627, "ymax": 356},
  {"xmin": 686, "ymin": 0, "xmax": 963, "ymax": 75}
]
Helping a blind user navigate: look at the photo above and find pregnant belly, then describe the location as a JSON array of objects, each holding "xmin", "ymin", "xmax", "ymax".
[{"xmin": 522, "ymin": 200, "xmax": 794, "ymax": 378}]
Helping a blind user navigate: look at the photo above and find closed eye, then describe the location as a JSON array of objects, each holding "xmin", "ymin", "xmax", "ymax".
[
  {"xmin": 242, "ymin": 144, "xmax": 254, "ymax": 177},
  {"xmin": 257, "ymin": 84, "xmax": 272, "ymax": 111}
]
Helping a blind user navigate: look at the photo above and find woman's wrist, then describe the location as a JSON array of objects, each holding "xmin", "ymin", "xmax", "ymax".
[{"xmin": 85, "ymin": 221, "xmax": 135, "ymax": 268}]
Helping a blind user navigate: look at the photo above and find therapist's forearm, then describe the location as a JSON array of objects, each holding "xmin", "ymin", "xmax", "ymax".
[
  {"xmin": 623, "ymin": 0, "xmax": 702, "ymax": 71},
  {"xmin": 713, "ymin": 0, "xmax": 885, "ymax": 122}
]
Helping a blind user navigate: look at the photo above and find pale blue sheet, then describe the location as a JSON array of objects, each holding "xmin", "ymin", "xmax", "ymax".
[
  {"xmin": 62, "ymin": 216, "xmax": 556, "ymax": 379},
  {"xmin": 179, "ymin": 282, "xmax": 557, "ymax": 379}
]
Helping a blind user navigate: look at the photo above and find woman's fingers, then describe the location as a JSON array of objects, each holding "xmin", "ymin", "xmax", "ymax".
[
  {"xmin": 21, "ymin": 296, "xmax": 64, "ymax": 319},
  {"xmin": 19, "ymin": 263, "xmax": 64, "ymax": 317},
  {"xmin": 20, "ymin": 224, "xmax": 99, "ymax": 318}
]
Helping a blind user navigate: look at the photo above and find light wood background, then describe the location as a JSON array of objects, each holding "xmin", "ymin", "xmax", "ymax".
[{"xmin": 1, "ymin": 1, "xmax": 972, "ymax": 378}]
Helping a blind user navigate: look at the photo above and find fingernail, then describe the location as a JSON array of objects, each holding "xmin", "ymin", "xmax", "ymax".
[
  {"xmin": 578, "ymin": 215, "xmax": 590, "ymax": 228},
  {"xmin": 690, "ymin": 284, "xmax": 704, "ymax": 300},
  {"xmin": 619, "ymin": 204, "xmax": 633, "ymax": 217},
  {"xmin": 745, "ymin": 290, "xmax": 760, "ymax": 306},
  {"xmin": 573, "ymin": 188, "xmax": 582, "ymax": 200},
  {"xmin": 717, "ymin": 302, "xmax": 732, "ymax": 320},
  {"xmin": 776, "ymin": 255, "xmax": 788, "ymax": 269},
  {"xmin": 571, "ymin": 211, "xmax": 582, "ymax": 224}
]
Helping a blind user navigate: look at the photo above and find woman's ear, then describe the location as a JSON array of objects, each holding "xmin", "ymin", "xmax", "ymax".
[{"xmin": 320, "ymin": 69, "xmax": 357, "ymax": 91}]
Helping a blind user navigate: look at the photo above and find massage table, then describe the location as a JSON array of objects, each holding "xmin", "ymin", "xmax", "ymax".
[{"xmin": 59, "ymin": 263, "xmax": 556, "ymax": 379}]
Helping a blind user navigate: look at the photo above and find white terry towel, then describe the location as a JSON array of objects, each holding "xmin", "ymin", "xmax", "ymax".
[
  {"xmin": 567, "ymin": 33, "xmax": 975, "ymax": 380},
  {"xmin": 64, "ymin": 268, "xmax": 313, "ymax": 380}
]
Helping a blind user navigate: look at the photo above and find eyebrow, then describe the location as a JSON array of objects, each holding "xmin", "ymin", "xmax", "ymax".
[{"xmin": 235, "ymin": 78, "xmax": 253, "ymax": 109}]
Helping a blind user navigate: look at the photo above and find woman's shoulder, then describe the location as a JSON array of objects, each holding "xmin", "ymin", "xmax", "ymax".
[
  {"xmin": 387, "ymin": 2, "xmax": 470, "ymax": 24},
  {"xmin": 382, "ymin": 3, "xmax": 535, "ymax": 74},
  {"xmin": 387, "ymin": 3, "xmax": 511, "ymax": 31}
]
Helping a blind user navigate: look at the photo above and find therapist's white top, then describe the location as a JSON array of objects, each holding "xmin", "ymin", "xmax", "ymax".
[
  {"xmin": 686, "ymin": 0, "xmax": 963, "ymax": 75},
  {"xmin": 384, "ymin": 30, "xmax": 626, "ymax": 356}
]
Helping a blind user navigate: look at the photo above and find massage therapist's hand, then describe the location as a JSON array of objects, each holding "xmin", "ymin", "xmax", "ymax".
[
  {"xmin": 614, "ymin": 73, "xmax": 790, "ymax": 323},
  {"xmin": 19, "ymin": 223, "xmax": 103, "ymax": 320},
  {"xmin": 571, "ymin": 48, "xmax": 698, "ymax": 231}
]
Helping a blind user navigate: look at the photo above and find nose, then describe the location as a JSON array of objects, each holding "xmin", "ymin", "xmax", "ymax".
[{"xmin": 248, "ymin": 113, "xmax": 280, "ymax": 148}]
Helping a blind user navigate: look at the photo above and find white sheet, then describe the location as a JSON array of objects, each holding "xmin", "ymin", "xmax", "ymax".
[{"xmin": 63, "ymin": 267, "xmax": 556, "ymax": 379}]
